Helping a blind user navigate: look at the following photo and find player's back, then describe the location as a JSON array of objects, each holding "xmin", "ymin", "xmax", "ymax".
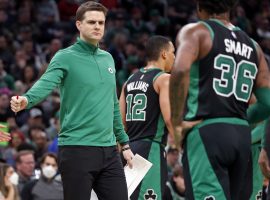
[
  {"xmin": 124, "ymin": 68, "xmax": 168, "ymax": 145},
  {"xmin": 184, "ymin": 19, "xmax": 259, "ymax": 121}
]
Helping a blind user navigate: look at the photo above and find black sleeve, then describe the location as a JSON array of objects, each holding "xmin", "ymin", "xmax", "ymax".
[
  {"xmin": 163, "ymin": 184, "xmax": 173, "ymax": 200},
  {"xmin": 20, "ymin": 180, "xmax": 38, "ymax": 200}
]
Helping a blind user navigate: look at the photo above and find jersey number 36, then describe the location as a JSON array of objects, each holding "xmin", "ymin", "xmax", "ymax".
[{"xmin": 213, "ymin": 54, "xmax": 257, "ymax": 102}]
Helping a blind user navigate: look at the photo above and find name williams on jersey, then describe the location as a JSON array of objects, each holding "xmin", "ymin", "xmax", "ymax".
[{"xmin": 127, "ymin": 81, "xmax": 149, "ymax": 92}]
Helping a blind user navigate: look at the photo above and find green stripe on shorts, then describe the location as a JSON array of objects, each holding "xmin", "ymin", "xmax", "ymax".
[
  {"xmin": 138, "ymin": 142, "xmax": 162, "ymax": 199},
  {"xmin": 186, "ymin": 128, "xmax": 227, "ymax": 199}
]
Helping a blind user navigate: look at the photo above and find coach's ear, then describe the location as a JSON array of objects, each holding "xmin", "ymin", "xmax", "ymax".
[{"xmin": 76, "ymin": 20, "xmax": 82, "ymax": 32}]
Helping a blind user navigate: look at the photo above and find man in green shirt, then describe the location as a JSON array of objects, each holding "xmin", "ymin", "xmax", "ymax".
[{"xmin": 10, "ymin": 2, "xmax": 133, "ymax": 200}]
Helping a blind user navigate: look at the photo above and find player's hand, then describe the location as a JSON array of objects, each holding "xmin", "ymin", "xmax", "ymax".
[
  {"xmin": 10, "ymin": 96, "xmax": 28, "ymax": 113},
  {"xmin": 122, "ymin": 145, "xmax": 134, "ymax": 169},
  {"xmin": 0, "ymin": 124, "xmax": 11, "ymax": 142},
  {"xmin": 173, "ymin": 120, "xmax": 202, "ymax": 148},
  {"xmin": 258, "ymin": 148, "xmax": 270, "ymax": 178}
]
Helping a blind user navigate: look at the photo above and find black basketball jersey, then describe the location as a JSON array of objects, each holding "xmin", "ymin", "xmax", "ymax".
[
  {"xmin": 124, "ymin": 68, "xmax": 168, "ymax": 145},
  {"xmin": 184, "ymin": 19, "xmax": 259, "ymax": 121}
]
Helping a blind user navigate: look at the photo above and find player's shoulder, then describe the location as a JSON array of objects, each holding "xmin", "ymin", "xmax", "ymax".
[
  {"xmin": 180, "ymin": 22, "xmax": 210, "ymax": 34},
  {"xmin": 153, "ymin": 72, "xmax": 170, "ymax": 93},
  {"xmin": 154, "ymin": 72, "xmax": 170, "ymax": 85},
  {"xmin": 177, "ymin": 22, "xmax": 211, "ymax": 42},
  {"xmin": 157, "ymin": 72, "xmax": 170, "ymax": 79}
]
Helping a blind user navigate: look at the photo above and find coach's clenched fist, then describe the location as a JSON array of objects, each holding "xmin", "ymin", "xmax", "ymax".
[{"xmin": 10, "ymin": 96, "xmax": 28, "ymax": 113}]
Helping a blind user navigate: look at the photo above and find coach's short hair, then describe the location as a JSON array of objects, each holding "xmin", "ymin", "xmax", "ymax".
[
  {"xmin": 197, "ymin": 0, "xmax": 238, "ymax": 14},
  {"xmin": 76, "ymin": 1, "xmax": 108, "ymax": 21}
]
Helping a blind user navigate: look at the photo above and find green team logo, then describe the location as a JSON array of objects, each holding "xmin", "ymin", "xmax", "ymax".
[
  {"xmin": 213, "ymin": 54, "xmax": 257, "ymax": 102},
  {"xmin": 108, "ymin": 67, "xmax": 114, "ymax": 74},
  {"xmin": 144, "ymin": 189, "xmax": 157, "ymax": 200},
  {"xmin": 126, "ymin": 93, "xmax": 147, "ymax": 121},
  {"xmin": 204, "ymin": 195, "xmax": 215, "ymax": 200},
  {"xmin": 256, "ymin": 190, "xmax": 262, "ymax": 200}
]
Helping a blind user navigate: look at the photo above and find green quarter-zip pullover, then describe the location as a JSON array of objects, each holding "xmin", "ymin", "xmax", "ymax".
[{"xmin": 24, "ymin": 38, "xmax": 129, "ymax": 146}]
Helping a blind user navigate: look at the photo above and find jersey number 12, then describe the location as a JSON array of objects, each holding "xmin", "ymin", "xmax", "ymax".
[{"xmin": 126, "ymin": 94, "xmax": 147, "ymax": 121}]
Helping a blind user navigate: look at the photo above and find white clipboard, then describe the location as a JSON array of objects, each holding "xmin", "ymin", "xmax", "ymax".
[{"xmin": 124, "ymin": 154, "xmax": 153, "ymax": 198}]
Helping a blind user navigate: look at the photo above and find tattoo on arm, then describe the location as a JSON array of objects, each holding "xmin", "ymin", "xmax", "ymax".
[{"xmin": 170, "ymin": 71, "xmax": 188, "ymax": 127}]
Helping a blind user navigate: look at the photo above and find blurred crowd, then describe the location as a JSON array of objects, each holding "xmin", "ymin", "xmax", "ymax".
[{"xmin": 0, "ymin": 0, "xmax": 269, "ymax": 199}]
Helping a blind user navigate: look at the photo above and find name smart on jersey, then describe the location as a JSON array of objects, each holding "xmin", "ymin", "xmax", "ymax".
[
  {"xmin": 127, "ymin": 81, "xmax": 149, "ymax": 92},
  {"xmin": 224, "ymin": 39, "xmax": 253, "ymax": 59}
]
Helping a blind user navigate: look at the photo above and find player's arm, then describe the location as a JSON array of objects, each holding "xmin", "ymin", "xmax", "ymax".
[
  {"xmin": 259, "ymin": 118, "xmax": 270, "ymax": 179},
  {"xmin": 154, "ymin": 73, "xmax": 174, "ymax": 138},
  {"xmin": 170, "ymin": 24, "xmax": 199, "ymax": 126},
  {"xmin": 247, "ymin": 43, "xmax": 270, "ymax": 123},
  {"xmin": 119, "ymin": 84, "xmax": 127, "ymax": 130},
  {"xmin": 170, "ymin": 23, "xmax": 209, "ymax": 145},
  {"xmin": 261, "ymin": 118, "xmax": 270, "ymax": 150}
]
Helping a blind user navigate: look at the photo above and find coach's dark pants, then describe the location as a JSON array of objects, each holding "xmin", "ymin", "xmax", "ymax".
[{"xmin": 58, "ymin": 146, "xmax": 128, "ymax": 200}]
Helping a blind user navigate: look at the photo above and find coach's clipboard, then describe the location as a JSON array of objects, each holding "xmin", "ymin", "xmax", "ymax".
[{"xmin": 124, "ymin": 154, "xmax": 153, "ymax": 198}]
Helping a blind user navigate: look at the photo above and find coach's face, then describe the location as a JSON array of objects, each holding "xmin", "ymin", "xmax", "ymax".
[{"xmin": 76, "ymin": 11, "xmax": 105, "ymax": 46}]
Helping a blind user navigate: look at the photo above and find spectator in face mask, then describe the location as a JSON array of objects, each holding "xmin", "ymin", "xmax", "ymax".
[
  {"xmin": 0, "ymin": 163, "xmax": 20, "ymax": 200},
  {"xmin": 21, "ymin": 152, "xmax": 63, "ymax": 200}
]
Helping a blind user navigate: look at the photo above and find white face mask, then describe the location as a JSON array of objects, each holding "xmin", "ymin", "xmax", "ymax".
[
  {"xmin": 9, "ymin": 172, "xmax": 19, "ymax": 185},
  {"xmin": 42, "ymin": 165, "xmax": 57, "ymax": 179}
]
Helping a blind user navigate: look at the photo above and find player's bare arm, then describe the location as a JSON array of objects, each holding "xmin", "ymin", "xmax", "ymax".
[
  {"xmin": 259, "ymin": 116, "xmax": 270, "ymax": 179},
  {"xmin": 154, "ymin": 73, "xmax": 174, "ymax": 137},
  {"xmin": 247, "ymin": 42, "xmax": 270, "ymax": 123},
  {"xmin": 258, "ymin": 148, "xmax": 270, "ymax": 179},
  {"xmin": 119, "ymin": 84, "xmax": 127, "ymax": 131},
  {"xmin": 170, "ymin": 23, "xmax": 209, "ymax": 145},
  {"xmin": 170, "ymin": 24, "xmax": 198, "ymax": 127}
]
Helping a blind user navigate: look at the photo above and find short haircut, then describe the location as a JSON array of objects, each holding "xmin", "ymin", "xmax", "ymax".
[
  {"xmin": 15, "ymin": 150, "xmax": 34, "ymax": 163},
  {"xmin": 76, "ymin": 1, "xmax": 108, "ymax": 21},
  {"xmin": 197, "ymin": 0, "xmax": 238, "ymax": 14},
  {"xmin": 145, "ymin": 35, "xmax": 171, "ymax": 62}
]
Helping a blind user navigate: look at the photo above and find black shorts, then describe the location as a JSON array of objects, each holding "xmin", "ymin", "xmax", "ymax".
[{"xmin": 182, "ymin": 118, "xmax": 252, "ymax": 200}]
